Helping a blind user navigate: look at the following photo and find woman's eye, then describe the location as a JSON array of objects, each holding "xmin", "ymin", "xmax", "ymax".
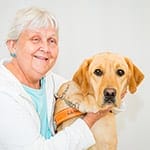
[
  {"xmin": 32, "ymin": 37, "xmax": 40, "ymax": 43},
  {"xmin": 116, "ymin": 69, "xmax": 125, "ymax": 76},
  {"xmin": 94, "ymin": 69, "xmax": 103, "ymax": 76},
  {"xmin": 49, "ymin": 38, "xmax": 57, "ymax": 44}
]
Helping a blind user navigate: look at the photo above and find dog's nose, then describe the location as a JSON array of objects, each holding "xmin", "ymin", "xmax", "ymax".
[{"xmin": 103, "ymin": 88, "xmax": 116, "ymax": 104}]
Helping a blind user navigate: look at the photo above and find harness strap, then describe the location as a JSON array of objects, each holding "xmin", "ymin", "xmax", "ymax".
[{"xmin": 54, "ymin": 107, "xmax": 83, "ymax": 127}]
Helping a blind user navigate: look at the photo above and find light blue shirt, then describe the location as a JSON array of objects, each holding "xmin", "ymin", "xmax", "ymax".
[{"xmin": 23, "ymin": 78, "xmax": 51, "ymax": 139}]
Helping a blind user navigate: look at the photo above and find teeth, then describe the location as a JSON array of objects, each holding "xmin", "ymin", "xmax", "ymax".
[{"xmin": 35, "ymin": 56, "xmax": 48, "ymax": 60}]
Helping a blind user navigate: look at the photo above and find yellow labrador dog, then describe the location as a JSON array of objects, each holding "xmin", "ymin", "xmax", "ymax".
[{"xmin": 54, "ymin": 52, "xmax": 144, "ymax": 150}]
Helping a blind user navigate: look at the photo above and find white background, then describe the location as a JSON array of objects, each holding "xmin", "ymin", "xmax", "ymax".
[{"xmin": 0, "ymin": 0, "xmax": 149, "ymax": 150}]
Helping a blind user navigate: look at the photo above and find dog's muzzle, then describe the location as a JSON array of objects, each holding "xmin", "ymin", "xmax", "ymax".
[{"xmin": 103, "ymin": 88, "xmax": 116, "ymax": 104}]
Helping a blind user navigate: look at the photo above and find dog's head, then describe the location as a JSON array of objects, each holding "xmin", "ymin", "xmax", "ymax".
[{"xmin": 72, "ymin": 52, "xmax": 144, "ymax": 109}]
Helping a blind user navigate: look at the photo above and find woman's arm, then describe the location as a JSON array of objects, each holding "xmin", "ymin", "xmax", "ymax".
[{"xmin": 0, "ymin": 93, "xmax": 95, "ymax": 150}]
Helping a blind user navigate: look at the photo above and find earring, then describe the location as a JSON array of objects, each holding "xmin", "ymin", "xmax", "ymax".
[{"xmin": 10, "ymin": 53, "xmax": 16, "ymax": 58}]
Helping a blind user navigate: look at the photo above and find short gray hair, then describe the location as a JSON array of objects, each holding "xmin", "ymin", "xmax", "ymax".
[{"xmin": 7, "ymin": 7, "xmax": 58, "ymax": 41}]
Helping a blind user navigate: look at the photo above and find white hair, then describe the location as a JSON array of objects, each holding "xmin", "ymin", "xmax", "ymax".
[{"xmin": 7, "ymin": 7, "xmax": 58, "ymax": 41}]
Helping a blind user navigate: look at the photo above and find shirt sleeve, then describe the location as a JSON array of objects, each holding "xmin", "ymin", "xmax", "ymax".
[
  {"xmin": 0, "ymin": 93, "xmax": 95, "ymax": 150},
  {"xmin": 47, "ymin": 118, "xmax": 95, "ymax": 150}
]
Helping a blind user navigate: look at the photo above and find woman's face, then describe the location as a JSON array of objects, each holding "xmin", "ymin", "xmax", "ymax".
[{"xmin": 12, "ymin": 27, "xmax": 58, "ymax": 79}]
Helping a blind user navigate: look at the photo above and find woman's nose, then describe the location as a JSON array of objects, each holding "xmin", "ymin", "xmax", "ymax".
[{"xmin": 40, "ymin": 41, "xmax": 50, "ymax": 52}]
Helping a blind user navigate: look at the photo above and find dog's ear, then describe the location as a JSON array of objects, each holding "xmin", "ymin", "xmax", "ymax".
[
  {"xmin": 124, "ymin": 57, "xmax": 144, "ymax": 93},
  {"xmin": 73, "ymin": 58, "xmax": 92, "ymax": 96}
]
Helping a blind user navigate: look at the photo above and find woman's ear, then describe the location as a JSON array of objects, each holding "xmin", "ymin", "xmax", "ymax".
[
  {"xmin": 124, "ymin": 57, "xmax": 144, "ymax": 93},
  {"xmin": 6, "ymin": 40, "xmax": 17, "ymax": 54},
  {"xmin": 73, "ymin": 58, "xmax": 92, "ymax": 96}
]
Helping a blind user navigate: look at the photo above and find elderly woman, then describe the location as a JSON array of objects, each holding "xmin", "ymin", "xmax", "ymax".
[{"xmin": 0, "ymin": 7, "xmax": 113, "ymax": 150}]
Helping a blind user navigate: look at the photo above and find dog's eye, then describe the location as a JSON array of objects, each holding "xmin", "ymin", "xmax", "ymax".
[
  {"xmin": 94, "ymin": 69, "xmax": 103, "ymax": 76},
  {"xmin": 116, "ymin": 69, "xmax": 125, "ymax": 76}
]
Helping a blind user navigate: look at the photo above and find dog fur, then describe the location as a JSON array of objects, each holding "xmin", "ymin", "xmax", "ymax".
[{"xmin": 54, "ymin": 52, "xmax": 144, "ymax": 150}]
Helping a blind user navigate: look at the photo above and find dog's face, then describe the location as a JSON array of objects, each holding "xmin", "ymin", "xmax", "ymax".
[{"xmin": 73, "ymin": 52, "xmax": 144, "ymax": 110}]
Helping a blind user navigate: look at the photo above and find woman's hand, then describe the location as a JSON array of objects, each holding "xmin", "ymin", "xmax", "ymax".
[{"xmin": 83, "ymin": 106, "xmax": 112, "ymax": 128}]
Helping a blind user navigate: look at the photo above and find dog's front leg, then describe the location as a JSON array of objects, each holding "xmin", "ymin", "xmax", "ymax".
[{"xmin": 89, "ymin": 113, "xmax": 117, "ymax": 150}]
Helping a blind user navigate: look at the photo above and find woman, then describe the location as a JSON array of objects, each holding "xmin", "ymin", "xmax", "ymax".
[{"xmin": 0, "ymin": 7, "xmax": 121, "ymax": 150}]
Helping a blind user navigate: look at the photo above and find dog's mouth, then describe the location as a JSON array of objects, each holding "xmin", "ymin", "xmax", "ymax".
[
  {"xmin": 102, "ymin": 98, "xmax": 117, "ymax": 107},
  {"xmin": 104, "ymin": 96, "xmax": 116, "ymax": 104}
]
